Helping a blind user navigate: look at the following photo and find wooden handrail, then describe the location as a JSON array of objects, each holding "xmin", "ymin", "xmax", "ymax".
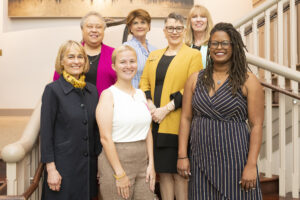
[
  {"xmin": 22, "ymin": 163, "xmax": 44, "ymax": 199},
  {"xmin": 261, "ymin": 81, "xmax": 300, "ymax": 100},
  {"xmin": 0, "ymin": 163, "xmax": 44, "ymax": 200},
  {"xmin": 0, "ymin": 182, "xmax": 7, "ymax": 195}
]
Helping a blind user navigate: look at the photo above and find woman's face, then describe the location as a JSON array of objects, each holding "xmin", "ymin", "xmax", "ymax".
[
  {"xmin": 130, "ymin": 17, "xmax": 150, "ymax": 39},
  {"xmin": 113, "ymin": 50, "xmax": 137, "ymax": 82},
  {"xmin": 164, "ymin": 18, "xmax": 185, "ymax": 47},
  {"xmin": 82, "ymin": 15, "xmax": 105, "ymax": 48},
  {"xmin": 190, "ymin": 10, "xmax": 208, "ymax": 33},
  {"xmin": 62, "ymin": 46, "xmax": 85, "ymax": 79},
  {"xmin": 209, "ymin": 31, "xmax": 232, "ymax": 65}
]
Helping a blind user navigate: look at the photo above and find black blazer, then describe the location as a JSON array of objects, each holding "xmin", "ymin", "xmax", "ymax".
[{"xmin": 40, "ymin": 76, "xmax": 101, "ymax": 200}]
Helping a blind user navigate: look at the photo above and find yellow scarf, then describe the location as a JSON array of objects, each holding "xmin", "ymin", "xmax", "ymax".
[{"xmin": 63, "ymin": 70, "xmax": 86, "ymax": 89}]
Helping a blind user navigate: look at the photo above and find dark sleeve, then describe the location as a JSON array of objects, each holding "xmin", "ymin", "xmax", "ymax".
[
  {"xmin": 40, "ymin": 85, "xmax": 58, "ymax": 163},
  {"xmin": 145, "ymin": 90, "xmax": 152, "ymax": 100},
  {"xmin": 94, "ymin": 121, "xmax": 102, "ymax": 156},
  {"xmin": 170, "ymin": 91, "xmax": 182, "ymax": 110}
]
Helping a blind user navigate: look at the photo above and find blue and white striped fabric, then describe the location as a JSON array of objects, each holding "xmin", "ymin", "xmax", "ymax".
[
  {"xmin": 188, "ymin": 70, "xmax": 263, "ymax": 200},
  {"xmin": 123, "ymin": 37, "xmax": 156, "ymax": 88}
]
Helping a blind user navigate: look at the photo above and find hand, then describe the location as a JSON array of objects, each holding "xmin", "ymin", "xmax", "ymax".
[
  {"xmin": 47, "ymin": 168, "xmax": 62, "ymax": 191},
  {"xmin": 151, "ymin": 106, "xmax": 169, "ymax": 124},
  {"xmin": 145, "ymin": 164, "xmax": 156, "ymax": 192},
  {"xmin": 240, "ymin": 164, "xmax": 257, "ymax": 191},
  {"xmin": 177, "ymin": 158, "xmax": 190, "ymax": 179},
  {"xmin": 116, "ymin": 175, "xmax": 131, "ymax": 199}
]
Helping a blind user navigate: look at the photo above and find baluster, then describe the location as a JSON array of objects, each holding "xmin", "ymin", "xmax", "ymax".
[
  {"xmin": 252, "ymin": 17, "xmax": 259, "ymax": 76},
  {"xmin": 277, "ymin": 1, "xmax": 286, "ymax": 197},
  {"xmin": 264, "ymin": 8, "xmax": 273, "ymax": 179},
  {"xmin": 239, "ymin": 25, "xmax": 246, "ymax": 45},
  {"xmin": 289, "ymin": 0, "xmax": 299, "ymax": 198},
  {"xmin": 6, "ymin": 163, "xmax": 17, "ymax": 195}
]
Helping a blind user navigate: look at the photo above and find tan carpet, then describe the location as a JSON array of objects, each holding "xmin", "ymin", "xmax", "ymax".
[{"xmin": 0, "ymin": 116, "xmax": 30, "ymax": 157}]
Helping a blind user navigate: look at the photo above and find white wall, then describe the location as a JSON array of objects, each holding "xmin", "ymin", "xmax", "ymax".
[{"xmin": 0, "ymin": 0, "xmax": 252, "ymax": 109}]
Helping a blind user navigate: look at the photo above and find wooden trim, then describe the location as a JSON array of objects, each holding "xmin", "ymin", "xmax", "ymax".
[
  {"xmin": 0, "ymin": 109, "xmax": 33, "ymax": 116},
  {"xmin": 261, "ymin": 81, "xmax": 300, "ymax": 100},
  {"xmin": 245, "ymin": 0, "xmax": 300, "ymax": 35}
]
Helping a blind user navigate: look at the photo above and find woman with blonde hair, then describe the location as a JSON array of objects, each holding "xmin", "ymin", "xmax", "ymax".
[
  {"xmin": 97, "ymin": 45, "xmax": 155, "ymax": 200},
  {"xmin": 185, "ymin": 5, "xmax": 213, "ymax": 68},
  {"xmin": 41, "ymin": 40, "xmax": 100, "ymax": 200}
]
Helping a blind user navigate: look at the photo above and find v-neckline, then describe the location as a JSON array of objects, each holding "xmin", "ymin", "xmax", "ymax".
[{"xmin": 207, "ymin": 78, "xmax": 229, "ymax": 99}]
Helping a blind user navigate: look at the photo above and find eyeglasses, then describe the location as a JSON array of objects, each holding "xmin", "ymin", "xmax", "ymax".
[
  {"xmin": 165, "ymin": 26, "xmax": 184, "ymax": 33},
  {"xmin": 209, "ymin": 40, "xmax": 232, "ymax": 49}
]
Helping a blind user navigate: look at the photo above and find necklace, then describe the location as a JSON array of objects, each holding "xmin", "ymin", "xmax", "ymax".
[
  {"xmin": 88, "ymin": 54, "xmax": 100, "ymax": 65},
  {"xmin": 213, "ymin": 72, "xmax": 228, "ymax": 85}
]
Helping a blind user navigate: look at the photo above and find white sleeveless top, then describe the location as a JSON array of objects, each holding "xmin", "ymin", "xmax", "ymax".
[{"xmin": 109, "ymin": 86, "xmax": 152, "ymax": 142}]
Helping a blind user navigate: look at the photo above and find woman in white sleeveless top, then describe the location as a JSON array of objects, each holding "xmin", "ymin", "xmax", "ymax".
[{"xmin": 96, "ymin": 45, "xmax": 155, "ymax": 200}]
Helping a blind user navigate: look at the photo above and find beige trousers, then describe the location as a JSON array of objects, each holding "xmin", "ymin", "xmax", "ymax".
[{"xmin": 98, "ymin": 140, "xmax": 154, "ymax": 200}]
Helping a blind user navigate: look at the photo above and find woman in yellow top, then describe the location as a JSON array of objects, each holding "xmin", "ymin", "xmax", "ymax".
[{"xmin": 140, "ymin": 12, "xmax": 203, "ymax": 200}]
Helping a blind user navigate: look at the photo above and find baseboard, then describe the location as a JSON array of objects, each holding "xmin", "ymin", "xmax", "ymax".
[{"xmin": 0, "ymin": 109, "xmax": 33, "ymax": 116}]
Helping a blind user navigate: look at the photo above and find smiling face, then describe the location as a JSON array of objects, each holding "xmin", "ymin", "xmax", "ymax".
[
  {"xmin": 164, "ymin": 18, "xmax": 185, "ymax": 47},
  {"xmin": 130, "ymin": 17, "xmax": 150, "ymax": 39},
  {"xmin": 62, "ymin": 45, "xmax": 85, "ymax": 79},
  {"xmin": 81, "ymin": 15, "xmax": 105, "ymax": 48},
  {"xmin": 209, "ymin": 31, "xmax": 232, "ymax": 65},
  {"xmin": 112, "ymin": 50, "xmax": 137, "ymax": 82},
  {"xmin": 190, "ymin": 10, "xmax": 208, "ymax": 33}
]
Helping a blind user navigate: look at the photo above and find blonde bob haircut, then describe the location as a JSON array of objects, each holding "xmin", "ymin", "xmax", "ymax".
[
  {"xmin": 185, "ymin": 5, "xmax": 213, "ymax": 47},
  {"xmin": 111, "ymin": 45, "xmax": 137, "ymax": 64},
  {"xmin": 55, "ymin": 40, "xmax": 90, "ymax": 75}
]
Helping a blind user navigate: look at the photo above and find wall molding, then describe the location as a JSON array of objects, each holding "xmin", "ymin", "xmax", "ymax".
[{"xmin": 0, "ymin": 109, "xmax": 33, "ymax": 116}]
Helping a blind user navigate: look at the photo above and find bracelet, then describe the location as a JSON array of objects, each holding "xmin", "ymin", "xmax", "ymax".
[
  {"xmin": 178, "ymin": 157, "xmax": 188, "ymax": 159},
  {"xmin": 113, "ymin": 172, "xmax": 126, "ymax": 180}
]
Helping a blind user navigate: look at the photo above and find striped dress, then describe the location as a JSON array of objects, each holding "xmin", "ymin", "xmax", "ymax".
[{"xmin": 189, "ymin": 71, "xmax": 262, "ymax": 200}]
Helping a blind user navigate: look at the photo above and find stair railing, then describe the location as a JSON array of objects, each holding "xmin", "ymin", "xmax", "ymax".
[
  {"xmin": 0, "ymin": 101, "xmax": 41, "ymax": 199},
  {"xmin": 234, "ymin": 0, "xmax": 299, "ymax": 197}
]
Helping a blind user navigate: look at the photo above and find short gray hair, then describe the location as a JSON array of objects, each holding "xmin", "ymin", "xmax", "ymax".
[
  {"xmin": 164, "ymin": 12, "xmax": 185, "ymax": 25},
  {"xmin": 80, "ymin": 11, "xmax": 106, "ymax": 29}
]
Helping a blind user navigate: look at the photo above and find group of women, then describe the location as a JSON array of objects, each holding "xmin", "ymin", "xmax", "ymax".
[{"xmin": 40, "ymin": 4, "xmax": 264, "ymax": 200}]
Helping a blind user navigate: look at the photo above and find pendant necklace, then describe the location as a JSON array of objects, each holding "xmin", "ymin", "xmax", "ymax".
[
  {"xmin": 89, "ymin": 54, "xmax": 100, "ymax": 65},
  {"xmin": 214, "ymin": 72, "xmax": 228, "ymax": 85}
]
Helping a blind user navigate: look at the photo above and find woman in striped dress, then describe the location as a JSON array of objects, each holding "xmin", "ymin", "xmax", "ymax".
[{"xmin": 177, "ymin": 23, "xmax": 264, "ymax": 199}]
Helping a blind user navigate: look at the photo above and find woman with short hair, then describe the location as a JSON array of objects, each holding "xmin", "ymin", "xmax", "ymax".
[
  {"xmin": 41, "ymin": 40, "xmax": 100, "ymax": 200},
  {"xmin": 140, "ymin": 12, "xmax": 203, "ymax": 200},
  {"xmin": 123, "ymin": 9, "xmax": 156, "ymax": 88},
  {"xmin": 97, "ymin": 45, "xmax": 155, "ymax": 200},
  {"xmin": 54, "ymin": 11, "xmax": 116, "ymax": 96}
]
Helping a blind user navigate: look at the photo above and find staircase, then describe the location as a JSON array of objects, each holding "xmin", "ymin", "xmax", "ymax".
[
  {"xmin": 234, "ymin": 0, "xmax": 300, "ymax": 198},
  {"xmin": 0, "ymin": 0, "xmax": 299, "ymax": 199}
]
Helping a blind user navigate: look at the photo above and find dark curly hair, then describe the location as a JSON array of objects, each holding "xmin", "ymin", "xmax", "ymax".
[{"xmin": 200, "ymin": 22, "xmax": 250, "ymax": 95}]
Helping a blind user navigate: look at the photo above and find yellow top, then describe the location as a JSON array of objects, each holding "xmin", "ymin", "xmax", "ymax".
[{"xmin": 140, "ymin": 44, "xmax": 203, "ymax": 135}]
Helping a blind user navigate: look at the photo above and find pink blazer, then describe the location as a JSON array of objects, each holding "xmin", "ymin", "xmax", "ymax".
[{"xmin": 53, "ymin": 43, "xmax": 116, "ymax": 96}]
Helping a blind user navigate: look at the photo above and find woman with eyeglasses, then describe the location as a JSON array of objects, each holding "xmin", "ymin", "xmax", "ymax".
[
  {"xmin": 177, "ymin": 22, "xmax": 264, "ymax": 199},
  {"xmin": 140, "ymin": 12, "xmax": 203, "ymax": 200},
  {"xmin": 185, "ymin": 5, "xmax": 213, "ymax": 69}
]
